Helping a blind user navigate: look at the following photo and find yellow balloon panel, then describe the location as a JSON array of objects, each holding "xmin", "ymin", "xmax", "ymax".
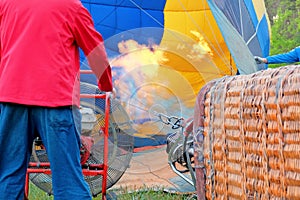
[
  {"xmin": 164, "ymin": 0, "xmax": 210, "ymax": 11},
  {"xmin": 154, "ymin": 66, "xmax": 202, "ymax": 108},
  {"xmin": 253, "ymin": 0, "xmax": 268, "ymax": 21},
  {"xmin": 159, "ymin": 0, "xmax": 236, "ymax": 102},
  {"xmin": 253, "ymin": 0, "xmax": 272, "ymax": 35}
]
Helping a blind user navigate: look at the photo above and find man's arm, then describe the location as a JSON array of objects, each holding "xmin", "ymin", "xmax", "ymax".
[
  {"xmin": 72, "ymin": 4, "xmax": 113, "ymax": 92},
  {"xmin": 266, "ymin": 48, "xmax": 299, "ymax": 64}
]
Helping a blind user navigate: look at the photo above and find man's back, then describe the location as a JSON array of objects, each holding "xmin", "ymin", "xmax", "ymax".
[{"xmin": 0, "ymin": 0, "xmax": 105, "ymax": 107}]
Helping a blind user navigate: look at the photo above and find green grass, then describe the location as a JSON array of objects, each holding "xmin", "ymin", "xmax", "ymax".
[
  {"xmin": 114, "ymin": 187, "xmax": 196, "ymax": 200},
  {"xmin": 28, "ymin": 183, "xmax": 197, "ymax": 200},
  {"xmin": 27, "ymin": 183, "xmax": 53, "ymax": 200}
]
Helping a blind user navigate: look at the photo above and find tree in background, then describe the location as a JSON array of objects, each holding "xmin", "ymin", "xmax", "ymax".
[{"xmin": 265, "ymin": 0, "xmax": 300, "ymax": 56}]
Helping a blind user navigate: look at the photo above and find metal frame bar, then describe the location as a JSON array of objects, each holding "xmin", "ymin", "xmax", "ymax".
[{"xmin": 25, "ymin": 70, "xmax": 111, "ymax": 200}]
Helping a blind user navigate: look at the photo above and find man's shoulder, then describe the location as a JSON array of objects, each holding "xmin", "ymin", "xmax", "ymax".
[
  {"xmin": 47, "ymin": 0, "xmax": 82, "ymax": 8},
  {"xmin": 45, "ymin": 0, "xmax": 83, "ymax": 15}
]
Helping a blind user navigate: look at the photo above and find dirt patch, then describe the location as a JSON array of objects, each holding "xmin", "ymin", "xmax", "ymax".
[{"xmin": 111, "ymin": 145, "xmax": 195, "ymax": 194}]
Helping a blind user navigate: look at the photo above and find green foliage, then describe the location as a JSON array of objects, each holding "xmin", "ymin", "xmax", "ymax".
[
  {"xmin": 265, "ymin": 0, "xmax": 280, "ymax": 25},
  {"xmin": 266, "ymin": 0, "xmax": 300, "ymax": 55},
  {"xmin": 264, "ymin": 0, "xmax": 299, "ymax": 68}
]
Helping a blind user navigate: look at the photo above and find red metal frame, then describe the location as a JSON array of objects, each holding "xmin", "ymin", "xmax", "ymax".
[{"xmin": 25, "ymin": 70, "xmax": 111, "ymax": 200}]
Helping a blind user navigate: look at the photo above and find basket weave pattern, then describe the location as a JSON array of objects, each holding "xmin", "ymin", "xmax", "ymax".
[{"xmin": 200, "ymin": 65, "xmax": 300, "ymax": 199}]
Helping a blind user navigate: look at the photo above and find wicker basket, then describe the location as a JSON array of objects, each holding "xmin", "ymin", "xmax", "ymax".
[{"xmin": 193, "ymin": 65, "xmax": 300, "ymax": 199}]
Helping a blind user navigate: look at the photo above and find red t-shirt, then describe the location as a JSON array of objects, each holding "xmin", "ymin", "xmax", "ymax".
[{"xmin": 0, "ymin": 0, "xmax": 112, "ymax": 107}]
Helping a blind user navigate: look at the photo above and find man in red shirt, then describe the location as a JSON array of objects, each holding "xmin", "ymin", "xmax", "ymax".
[{"xmin": 0, "ymin": 0, "xmax": 113, "ymax": 199}]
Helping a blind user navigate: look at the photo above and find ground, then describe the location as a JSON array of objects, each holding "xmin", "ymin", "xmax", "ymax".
[{"xmin": 111, "ymin": 145, "xmax": 195, "ymax": 194}]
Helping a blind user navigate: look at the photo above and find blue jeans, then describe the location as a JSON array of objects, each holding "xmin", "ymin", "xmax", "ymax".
[{"xmin": 0, "ymin": 103, "xmax": 92, "ymax": 200}]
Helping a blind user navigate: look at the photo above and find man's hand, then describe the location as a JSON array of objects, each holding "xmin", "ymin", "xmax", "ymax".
[{"xmin": 254, "ymin": 56, "xmax": 267, "ymax": 64}]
